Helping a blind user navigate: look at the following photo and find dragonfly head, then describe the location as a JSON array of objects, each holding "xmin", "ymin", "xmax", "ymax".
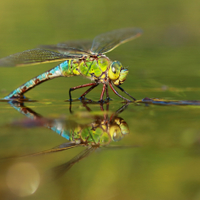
[{"xmin": 108, "ymin": 61, "xmax": 129, "ymax": 85}]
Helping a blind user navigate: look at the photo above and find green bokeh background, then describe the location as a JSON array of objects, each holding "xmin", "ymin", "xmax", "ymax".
[{"xmin": 0, "ymin": 0, "xmax": 200, "ymax": 200}]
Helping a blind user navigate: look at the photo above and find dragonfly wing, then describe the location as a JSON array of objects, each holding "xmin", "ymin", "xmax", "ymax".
[
  {"xmin": 0, "ymin": 48, "xmax": 79, "ymax": 67},
  {"xmin": 40, "ymin": 39, "xmax": 93, "ymax": 56},
  {"xmin": 91, "ymin": 27, "xmax": 143, "ymax": 54}
]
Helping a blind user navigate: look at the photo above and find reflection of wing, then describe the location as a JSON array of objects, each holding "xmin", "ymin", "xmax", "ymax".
[
  {"xmin": 91, "ymin": 27, "xmax": 143, "ymax": 54},
  {"xmin": 0, "ymin": 48, "xmax": 79, "ymax": 67},
  {"xmin": 48, "ymin": 147, "xmax": 96, "ymax": 180},
  {"xmin": 17, "ymin": 142, "xmax": 85, "ymax": 158},
  {"xmin": 40, "ymin": 40, "xmax": 93, "ymax": 56}
]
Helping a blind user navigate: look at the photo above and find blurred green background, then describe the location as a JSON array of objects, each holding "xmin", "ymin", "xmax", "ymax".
[{"xmin": 0, "ymin": 0, "xmax": 200, "ymax": 199}]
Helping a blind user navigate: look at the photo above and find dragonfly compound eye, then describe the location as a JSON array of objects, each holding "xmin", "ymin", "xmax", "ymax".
[
  {"xmin": 109, "ymin": 125, "xmax": 123, "ymax": 141},
  {"xmin": 108, "ymin": 61, "xmax": 122, "ymax": 80}
]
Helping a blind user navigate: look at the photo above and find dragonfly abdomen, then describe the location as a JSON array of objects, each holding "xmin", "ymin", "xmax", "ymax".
[{"xmin": 4, "ymin": 65, "xmax": 63, "ymax": 99}]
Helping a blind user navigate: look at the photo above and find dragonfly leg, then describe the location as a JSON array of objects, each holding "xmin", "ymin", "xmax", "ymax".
[
  {"xmin": 79, "ymin": 83, "xmax": 99, "ymax": 100},
  {"xmin": 69, "ymin": 82, "xmax": 98, "ymax": 101},
  {"xmin": 99, "ymin": 84, "xmax": 107, "ymax": 103},
  {"xmin": 116, "ymin": 85, "xmax": 136, "ymax": 101},
  {"xmin": 105, "ymin": 84, "xmax": 111, "ymax": 101},
  {"xmin": 109, "ymin": 81, "xmax": 131, "ymax": 102}
]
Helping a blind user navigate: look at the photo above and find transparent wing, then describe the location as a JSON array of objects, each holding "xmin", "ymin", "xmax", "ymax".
[
  {"xmin": 40, "ymin": 39, "xmax": 93, "ymax": 56},
  {"xmin": 0, "ymin": 48, "xmax": 80, "ymax": 67},
  {"xmin": 91, "ymin": 27, "xmax": 143, "ymax": 54}
]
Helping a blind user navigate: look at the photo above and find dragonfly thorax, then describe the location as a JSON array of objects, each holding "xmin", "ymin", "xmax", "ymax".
[{"xmin": 108, "ymin": 61, "xmax": 129, "ymax": 85}]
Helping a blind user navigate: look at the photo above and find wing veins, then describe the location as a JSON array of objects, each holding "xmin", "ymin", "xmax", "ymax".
[{"xmin": 0, "ymin": 48, "xmax": 80, "ymax": 67}]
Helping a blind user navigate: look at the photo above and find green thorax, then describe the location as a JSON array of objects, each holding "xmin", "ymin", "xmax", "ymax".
[{"xmin": 61, "ymin": 55, "xmax": 111, "ymax": 82}]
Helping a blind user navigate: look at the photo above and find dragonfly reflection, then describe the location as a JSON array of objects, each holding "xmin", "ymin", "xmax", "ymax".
[{"xmin": 8, "ymin": 101, "xmax": 131, "ymax": 178}]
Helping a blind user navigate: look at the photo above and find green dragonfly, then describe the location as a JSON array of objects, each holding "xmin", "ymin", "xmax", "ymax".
[{"xmin": 0, "ymin": 27, "xmax": 142, "ymax": 102}]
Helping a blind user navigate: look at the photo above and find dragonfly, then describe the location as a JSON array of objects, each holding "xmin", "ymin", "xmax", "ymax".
[{"xmin": 0, "ymin": 27, "xmax": 142, "ymax": 102}]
